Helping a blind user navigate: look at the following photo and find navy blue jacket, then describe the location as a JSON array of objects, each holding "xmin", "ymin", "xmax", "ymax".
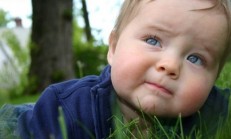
[
  {"xmin": 18, "ymin": 66, "xmax": 114, "ymax": 139},
  {"xmin": 0, "ymin": 65, "xmax": 230, "ymax": 139}
]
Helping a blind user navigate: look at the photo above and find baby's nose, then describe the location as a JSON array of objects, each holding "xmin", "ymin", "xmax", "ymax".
[{"xmin": 156, "ymin": 57, "xmax": 181, "ymax": 79}]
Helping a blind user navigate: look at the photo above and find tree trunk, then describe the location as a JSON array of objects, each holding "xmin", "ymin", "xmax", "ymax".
[
  {"xmin": 27, "ymin": 0, "xmax": 75, "ymax": 94},
  {"xmin": 81, "ymin": 0, "xmax": 93, "ymax": 42}
]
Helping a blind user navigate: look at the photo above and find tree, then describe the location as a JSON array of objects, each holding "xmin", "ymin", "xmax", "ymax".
[
  {"xmin": 81, "ymin": 0, "xmax": 93, "ymax": 42},
  {"xmin": 27, "ymin": 0, "xmax": 75, "ymax": 94},
  {"xmin": 0, "ymin": 9, "xmax": 9, "ymax": 27}
]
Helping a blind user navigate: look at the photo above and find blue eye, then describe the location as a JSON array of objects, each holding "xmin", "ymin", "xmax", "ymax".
[
  {"xmin": 187, "ymin": 55, "xmax": 203, "ymax": 65},
  {"xmin": 146, "ymin": 37, "xmax": 161, "ymax": 47}
]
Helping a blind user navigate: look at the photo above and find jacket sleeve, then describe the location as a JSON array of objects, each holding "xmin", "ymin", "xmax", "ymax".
[{"xmin": 18, "ymin": 86, "xmax": 64, "ymax": 139}]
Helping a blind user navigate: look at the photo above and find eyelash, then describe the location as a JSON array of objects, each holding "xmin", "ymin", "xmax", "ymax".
[
  {"xmin": 143, "ymin": 34, "xmax": 159, "ymax": 41},
  {"xmin": 143, "ymin": 34, "xmax": 161, "ymax": 46},
  {"xmin": 188, "ymin": 53, "xmax": 207, "ymax": 66}
]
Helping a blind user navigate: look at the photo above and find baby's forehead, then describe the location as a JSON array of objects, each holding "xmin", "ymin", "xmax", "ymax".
[
  {"xmin": 138, "ymin": 0, "xmax": 228, "ymax": 29},
  {"xmin": 119, "ymin": 0, "xmax": 229, "ymax": 40},
  {"xmin": 140, "ymin": 0, "xmax": 223, "ymax": 12},
  {"xmin": 151, "ymin": 0, "xmax": 213, "ymax": 10},
  {"xmin": 135, "ymin": 0, "xmax": 228, "ymax": 55}
]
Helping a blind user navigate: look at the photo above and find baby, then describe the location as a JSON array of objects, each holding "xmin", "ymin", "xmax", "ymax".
[
  {"xmin": 107, "ymin": 0, "xmax": 230, "ymax": 137},
  {"xmin": 0, "ymin": 0, "xmax": 230, "ymax": 138}
]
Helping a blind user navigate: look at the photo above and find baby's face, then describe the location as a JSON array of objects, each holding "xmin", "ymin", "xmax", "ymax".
[{"xmin": 108, "ymin": 0, "xmax": 228, "ymax": 117}]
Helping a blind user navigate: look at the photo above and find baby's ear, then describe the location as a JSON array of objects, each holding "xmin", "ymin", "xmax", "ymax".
[{"xmin": 107, "ymin": 31, "xmax": 117, "ymax": 65}]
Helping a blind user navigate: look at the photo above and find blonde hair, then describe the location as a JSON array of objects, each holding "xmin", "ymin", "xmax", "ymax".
[
  {"xmin": 112, "ymin": 0, "xmax": 231, "ymax": 73},
  {"xmin": 112, "ymin": 0, "xmax": 143, "ymax": 41},
  {"xmin": 217, "ymin": 0, "xmax": 231, "ymax": 72}
]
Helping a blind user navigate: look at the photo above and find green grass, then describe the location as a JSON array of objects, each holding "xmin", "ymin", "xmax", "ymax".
[
  {"xmin": 10, "ymin": 94, "xmax": 40, "ymax": 104},
  {"xmin": 216, "ymin": 62, "xmax": 231, "ymax": 88},
  {"xmin": 0, "ymin": 94, "xmax": 40, "ymax": 107}
]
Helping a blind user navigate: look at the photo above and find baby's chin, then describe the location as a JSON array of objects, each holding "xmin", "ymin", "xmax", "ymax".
[
  {"xmin": 142, "ymin": 111, "xmax": 192, "ymax": 119},
  {"xmin": 139, "ymin": 98, "xmax": 201, "ymax": 118},
  {"xmin": 139, "ymin": 104, "xmax": 196, "ymax": 118}
]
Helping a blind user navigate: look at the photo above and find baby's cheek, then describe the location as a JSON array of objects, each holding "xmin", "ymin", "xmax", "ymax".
[{"xmin": 179, "ymin": 85, "xmax": 210, "ymax": 116}]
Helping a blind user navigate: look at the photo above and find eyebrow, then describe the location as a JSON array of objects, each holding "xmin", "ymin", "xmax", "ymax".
[
  {"xmin": 146, "ymin": 21, "xmax": 178, "ymax": 38},
  {"xmin": 200, "ymin": 43, "xmax": 218, "ymax": 61}
]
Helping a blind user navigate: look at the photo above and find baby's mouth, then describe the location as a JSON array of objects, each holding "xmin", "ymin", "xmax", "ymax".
[{"xmin": 145, "ymin": 81, "xmax": 173, "ymax": 96}]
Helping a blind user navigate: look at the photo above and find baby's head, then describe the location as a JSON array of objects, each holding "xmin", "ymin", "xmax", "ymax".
[
  {"xmin": 107, "ymin": 0, "xmax": 231, "ymax": 119},
  {"xmin": 111, "ymin": 0, "xmax": 231, "ymax": 70}
]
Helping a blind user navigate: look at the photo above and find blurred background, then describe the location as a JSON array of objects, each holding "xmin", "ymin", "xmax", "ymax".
[
  {"xmin": 0, "ymin": 0, "xmax": 122, "ymax": 104},
  {"xmin": 0, "ymin": 1, "xmax": 230, "ymax": 138}
]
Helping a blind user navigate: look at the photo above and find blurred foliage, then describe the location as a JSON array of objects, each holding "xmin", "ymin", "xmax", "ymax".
[
  {"xmin": 72, "ymin": 20, "xmax": 108, "ymax": 77},
  {"xmin": 0, "ymin": 9, "xmax": 9, "ymax": 27},
  {"xmin": 216, "ymin": 62, "xmax": 231, "ymax": 89},
  {"xmin": 0, "ymin": 30, "xmax": 30, "ymax": 99},
  {"xmin": 0, "ymin": 18, "xmax": 108, "ymax": 102},
  {"xmin": 2, "ymin": 31, "xmax": 29, "ymax": 64}
]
